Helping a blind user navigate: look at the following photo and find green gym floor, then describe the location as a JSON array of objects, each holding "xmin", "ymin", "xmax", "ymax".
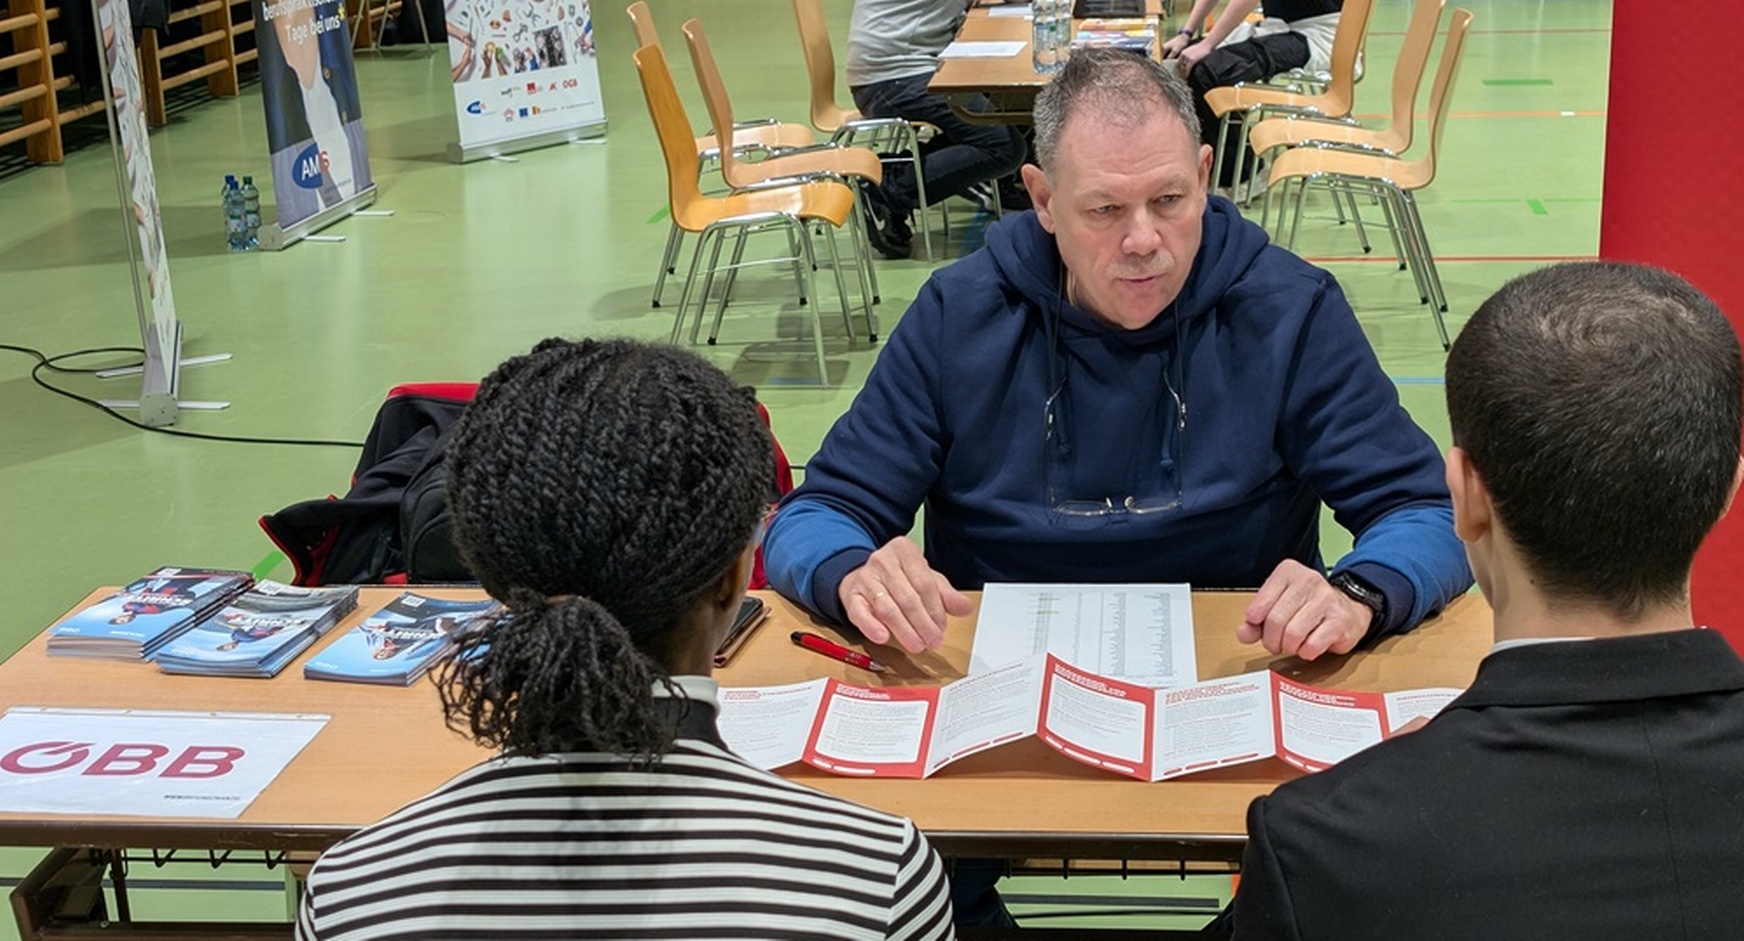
[{"xmin": 0, "ymin": 0, "xmax": 1610, "ymax": 933}]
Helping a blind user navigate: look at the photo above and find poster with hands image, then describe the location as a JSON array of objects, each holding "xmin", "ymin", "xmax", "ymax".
[{"xmin": 444, "ymin": 0, "xmax": 605, "ymax": 154}]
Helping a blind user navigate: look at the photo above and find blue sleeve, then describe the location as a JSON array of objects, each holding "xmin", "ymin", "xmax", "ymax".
[
  {"xmin": 1276, "ymin": 273, "xmax": 1473, "ymax": 637},
  {"xmin": 762, "ymin": 280, "xmax": 951, "ymax": 623}
]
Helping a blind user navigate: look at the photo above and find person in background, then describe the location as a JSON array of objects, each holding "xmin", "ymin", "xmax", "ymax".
[
  {"xmin": 1233, "ymin": 261, "xmax": 1744, "ymax": 940},
  {"xmin": 1161, "ymin": 0, "xmax": 1342, "ymax": 187},
  {"xmin": 296, "ymin": 338, "xmax": 954, "ymax": 941},
  {"xmin": 846, "ymin": 0, "xmax": 1028, "ymax": 258}
]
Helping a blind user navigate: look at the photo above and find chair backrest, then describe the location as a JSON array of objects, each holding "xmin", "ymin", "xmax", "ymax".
[
  {"xmin": 626, "ymin": 1, "xmax": 659, "ymax": 49},
  {"xmin": 633, "ymin": 44, "xmax": 707, "ymax": 224},
  {"xmin": 791, "ymin": 0, "xmax": 844, "ymax": 132},
  {"xmin": 1419, "ymin": 8, "xmax": 1474, "ymax": 184},
  {"xmin": 1386, "ymin": 0, "xmax": 1446, "ymax": 141},
  {"xmin": 1323, "ymin": 0, "xmax": 1377, "ymax": 114},
  {"xmin": 681, "ymin": 19, "xmax": 748, "ymax": 187}
]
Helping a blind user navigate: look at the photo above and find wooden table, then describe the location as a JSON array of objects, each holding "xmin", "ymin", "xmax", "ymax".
[
  {"xmin": 1, "ymin": 586, "xmax": 1492, "ymax": 936},
  {"xmin": 930, "ymin": 2, "xmax": 1172, "ymax": 120}
]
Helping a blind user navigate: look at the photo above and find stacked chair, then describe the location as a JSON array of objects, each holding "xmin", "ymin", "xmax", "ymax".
[
  {"xmin": 1263, "ymin": 8, "xmax": 1475, "ymax": 350},
  {"xmin": 1202, "ymin": 0, "xmax": 1376, "ymax": 201},
  {"xmin": 681, "ymin": 18, "xmax": 882, "ymax": 345},
  {"xmin": 632, "ymin": 38, "xmax": 870, "ymax": 385}
]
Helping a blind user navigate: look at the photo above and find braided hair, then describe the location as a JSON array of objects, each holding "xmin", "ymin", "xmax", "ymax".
[{"xmin": 435, "ymin": 338, "xmax": 772, "ymax": 761}]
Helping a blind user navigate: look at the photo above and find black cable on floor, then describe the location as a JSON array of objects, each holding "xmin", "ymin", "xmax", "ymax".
[{"xmin": 1, "ymin": 343, "xmax": 364, "ymax": 449}]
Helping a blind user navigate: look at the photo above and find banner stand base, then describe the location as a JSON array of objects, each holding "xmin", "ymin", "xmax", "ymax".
[
  {"xmin": 259, "ymin": 185, "xmax": 380, "ymax": 252},
  {"xmin": 447, "ymin": 121, "xmax": 608, "ymax": 164},
  {"xmin": 94, "ymin": 323, "xmax": 230, "ymax": 427}
]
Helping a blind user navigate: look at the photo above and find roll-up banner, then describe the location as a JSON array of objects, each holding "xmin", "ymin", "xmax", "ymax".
[
  {"xmin": 94, "ymin": 0, "xmax": 181, "ymax": 425},
  {"xmin": 444, "ymin": 0, "xmax": 607, "ymax": 161},
  {"xmin": 253, "ymin": 0, "xmax": 378, "ymax": 248}
]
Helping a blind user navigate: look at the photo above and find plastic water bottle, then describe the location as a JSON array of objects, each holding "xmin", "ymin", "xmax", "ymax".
[
  {"xmin": 223, "ymin": 175, "xmax": 247, "ymax": 252},
  {"xmin": 1051, "ymin": 0, "xmax": 1072, "ymax": 66},
  {"xmin": 1031, "ymin": 0, "xmax": 1058, "ymax": 73},
  {"xmin": 240, "ymin": 176, "xmax": 261, "ymax": 249}
]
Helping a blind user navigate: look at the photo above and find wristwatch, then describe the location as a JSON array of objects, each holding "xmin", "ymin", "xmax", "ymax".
[{"xmin": 1328, "ymin": 570, "xmax": 1385, "ymax": 636}]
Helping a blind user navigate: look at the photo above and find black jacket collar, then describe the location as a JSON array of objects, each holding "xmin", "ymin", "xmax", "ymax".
[{"xmin": 1450, "ymin": 628, "xmax": 1744, "ymax": 710}]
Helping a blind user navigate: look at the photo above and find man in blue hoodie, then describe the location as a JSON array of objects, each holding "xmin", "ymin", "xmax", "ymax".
[{"xmin": 765, "ymin": 48, "xmax": 1470, "ymax": 668}]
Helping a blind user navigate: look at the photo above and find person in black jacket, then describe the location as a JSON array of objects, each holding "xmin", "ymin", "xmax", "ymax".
[{"xmin": 1232, "ymin": 261, "xmax": 1744, "ymax": 941}]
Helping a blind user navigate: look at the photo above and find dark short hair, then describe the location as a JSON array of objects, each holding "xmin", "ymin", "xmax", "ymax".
[
  {"xmin": 437, "ymin": 338, "xmax": 772, "ymax": 760},
  {"xmin": 1445, "ymin": 262, "xmax": 1742, "ymax": 617},
  {"xmin": 1032, "ymin": 47, "xmax": 1200, "ymax": 173}
]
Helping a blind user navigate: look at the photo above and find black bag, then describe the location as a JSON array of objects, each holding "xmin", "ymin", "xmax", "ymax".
[{"xmin": 260, "ymin": 384, "xmax": 476, "ymax": 585}]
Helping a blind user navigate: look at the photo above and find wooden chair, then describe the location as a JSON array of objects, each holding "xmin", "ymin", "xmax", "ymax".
[
  {"xmin": 1266, "ymin": 9, "xmax": 1475, "ymax": 350},
  {"xmin": 626, "ymin": 2, "xmax": 815, "ymax": 165},
  {"xmin": 792, "ymin": 0, "xmax": 957, "ymax": 261},
  {"xmin": 1248, "ymin": 0, "xmax": 1445, "ymax": 237},
  {"xmin": 681, "ymin": 17, "xmax": 881, "ymax": 344},
  {"xmin": 635, "ymin": 44, "xmax": 863, "ymax": 384},
  {"xmin": 1202, "ymin": 0, "xmax": 1375, "ymax": 199}
]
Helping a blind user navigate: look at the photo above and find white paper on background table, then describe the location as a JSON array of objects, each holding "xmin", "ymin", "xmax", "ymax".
[
  {"xmin": 986, "ymin": 4, "xmax": 1033, "ymax": 16},
  {"xmin": 971, "ymin": 583, "xmax": 1197, "ymax": 687},
  {"xmin": 940, "ymin": 40, "xmax": 1029, "ymax": 58},
  {"xmin": 0, "ymin": 707, "xmax": 328, "ymax": 819}
]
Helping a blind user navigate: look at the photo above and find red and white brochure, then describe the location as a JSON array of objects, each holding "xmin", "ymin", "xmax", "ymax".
[{"xmin": 716, "ymin": 656, "xmax": 1460, "ymax": 781}]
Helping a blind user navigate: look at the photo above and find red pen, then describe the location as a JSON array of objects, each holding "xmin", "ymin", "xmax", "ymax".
[{"xmin": 790, "ymin": 631, "xmax": 889, "ymax": 673}]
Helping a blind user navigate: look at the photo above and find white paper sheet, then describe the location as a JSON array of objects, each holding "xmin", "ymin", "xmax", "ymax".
[
  {"xmin": 986, "ymin": 4, "xmax": 1033, "ymax": 16},
  {"xmin": 716, "ymin": 679, "xmax": 827, "ymax": 770},
  {"xmin": 0, "ymin": 707, "xmax": 328, "ymax": 819},
  {"xmin": 971, "ymin": 583, "xmax": 1197, "ymax": 687},
  {"xmin": 940, "ymin": 40, "xmax": 1029, "ymax": 58},
  {"xmin": 926, "ymin": 659, "xmax": 1043, "ymax": 775}
]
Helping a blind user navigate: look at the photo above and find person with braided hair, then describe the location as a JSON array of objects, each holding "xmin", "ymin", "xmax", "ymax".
[{"xmin": 295, "ymin": 338, "xmax": 955, "ymax": 941}]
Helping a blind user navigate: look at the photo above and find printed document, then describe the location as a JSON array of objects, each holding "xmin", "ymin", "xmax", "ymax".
[
  {"xmin": 718, "ymin": 654, "xmax": 1461, "ymax": 780},
  {"xmin": 971, "ymin": 583, "xmax": 1196, "ymax": 687}
]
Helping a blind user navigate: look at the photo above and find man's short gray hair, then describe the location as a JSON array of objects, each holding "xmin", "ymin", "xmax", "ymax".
[{"xmin": 1032, "ymin": 48, "xmax": 1202, "ymax": 174}]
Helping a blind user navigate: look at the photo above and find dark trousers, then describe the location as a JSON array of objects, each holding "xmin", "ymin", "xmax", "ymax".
[
  {"xmin": 1186, "ymin": 32, "xmax": 1311, "ymax": 185},
  {"xmin": 850, "ymin": 74, "xmax": 1027, "ymax": 218}
]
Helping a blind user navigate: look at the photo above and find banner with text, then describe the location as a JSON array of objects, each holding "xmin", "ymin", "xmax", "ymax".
[
  {"xmin": 96, "ymin": 0, "xmax": 177, "ymax": 369},
  {"xmin": 445, "ymin": 0, "xmax": 606, "ymax": 154},
  {"xmin": 0, "ymin": 708, "xmax": 329, "ymax": 818},
  {"xmin": 253, "ymin": 0, "xmax": 375, "ymax": 230}
]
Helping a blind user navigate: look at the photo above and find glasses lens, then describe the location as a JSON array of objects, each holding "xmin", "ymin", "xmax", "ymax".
[{"xmin": 1043, "ymin": 384, "xmax": 1184, "ymax": 517}]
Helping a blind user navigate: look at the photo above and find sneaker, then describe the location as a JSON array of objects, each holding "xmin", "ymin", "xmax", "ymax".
[
  {"xmin": 967, "ymin": 181, "xmax": 999, "ymax": 215},
  {"xmin": 858, "ymin": 184, "xmax": 912, "ymax": 260}
]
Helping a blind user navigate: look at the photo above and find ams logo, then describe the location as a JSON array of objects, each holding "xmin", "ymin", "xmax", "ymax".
[
  {"xmin": 1, "ymin": 741, "xmax": 246, "ymax": 778},
  {"xmin": 292, "ymin": 143, "xmax": 329, "ymax": 190}
]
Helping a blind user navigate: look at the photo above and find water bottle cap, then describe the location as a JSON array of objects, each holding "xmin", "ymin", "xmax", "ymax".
[
  {"xmin": 242, "ymin": 175, "xmax": 253, "ymax": 184},
  {"xmin": 225, "ymin": 174, "xmax": 237, "ymax": 185}
]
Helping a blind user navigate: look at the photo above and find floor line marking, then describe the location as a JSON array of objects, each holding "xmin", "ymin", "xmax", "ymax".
[
  {"xmin": 250, "ymin": 551, "xmax": 286, "ymax": 581},
  {"xmin": 1525, "ymin": 199, "xmax": 1549, "ymax": 216}
]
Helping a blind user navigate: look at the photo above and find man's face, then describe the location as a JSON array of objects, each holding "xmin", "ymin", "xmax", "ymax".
[{"xmin": 1023, "ymin": 107, "xmax": 1212, "ymax": 330}]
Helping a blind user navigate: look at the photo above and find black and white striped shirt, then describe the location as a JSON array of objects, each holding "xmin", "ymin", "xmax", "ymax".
[{"xmin": 296, "ymin": 677, "xmax": 955, "ymax": 940}]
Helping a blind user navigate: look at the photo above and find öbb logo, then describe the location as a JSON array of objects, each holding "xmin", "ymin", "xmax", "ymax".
[{"xmin": 1, "ymin": 741, "xmax": 245, "ymax": 778}]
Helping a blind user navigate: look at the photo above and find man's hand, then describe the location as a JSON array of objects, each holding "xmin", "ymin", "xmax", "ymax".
[
  {"xmin": 838, "ymin": 538, "xmax": 974, "ymax": 654},
  {"xmin": 1237, "ymin": 560, "xmax": 1373, "ymax": 661}
]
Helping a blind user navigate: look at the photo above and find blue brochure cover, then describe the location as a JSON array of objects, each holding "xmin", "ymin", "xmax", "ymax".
[
  {"xmin": 156, "ymin": 581, "xmax": 360, "ymax": 677},
  {"xmin": 303, "ymin": 593, "xmax": 501, "ymax": 685},
  {"xmin": 48, "ymin": 567, "xmax": 253, "ymax": 658}
]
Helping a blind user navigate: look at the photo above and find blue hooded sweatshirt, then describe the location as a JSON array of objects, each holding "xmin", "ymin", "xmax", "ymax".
[{"xmin": 764, "ymin": 199, "xmax": 1472, "ymax": 638}]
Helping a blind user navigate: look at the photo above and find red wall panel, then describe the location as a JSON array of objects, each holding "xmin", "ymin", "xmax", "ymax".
[{"xmin": 1599, "ymin": 0, "xmax": 1744, "ymax": 643}]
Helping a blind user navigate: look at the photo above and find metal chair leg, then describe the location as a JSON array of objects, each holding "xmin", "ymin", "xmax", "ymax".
[
  {"xmin": 672, "ymin": 227, "xmax": 717, "ymax": 343},
  {"xmin": 820, "ymin": 222, "xmax": 856, "ymax": 341},
  {"xmin": 1342, "ymin": 188, "xmax": 1372, "ymax": 254},
  {"xmin": 692, "ymin": 230, "xmax": 733, "ymax": 343},
  {"xmin": 797, "ymin": 226, "xmax": 829, "ymax": 384},
  {"xmin": 846, "ymin": 201, "xmax": 879, "ymax": 326},
  {"xmin": 653, "ymin": 223, "xmax": 683, "ymax": 308},
  {"xmin": 707, "ymin": 229, "xmax": 752, "ymax": 344}
]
